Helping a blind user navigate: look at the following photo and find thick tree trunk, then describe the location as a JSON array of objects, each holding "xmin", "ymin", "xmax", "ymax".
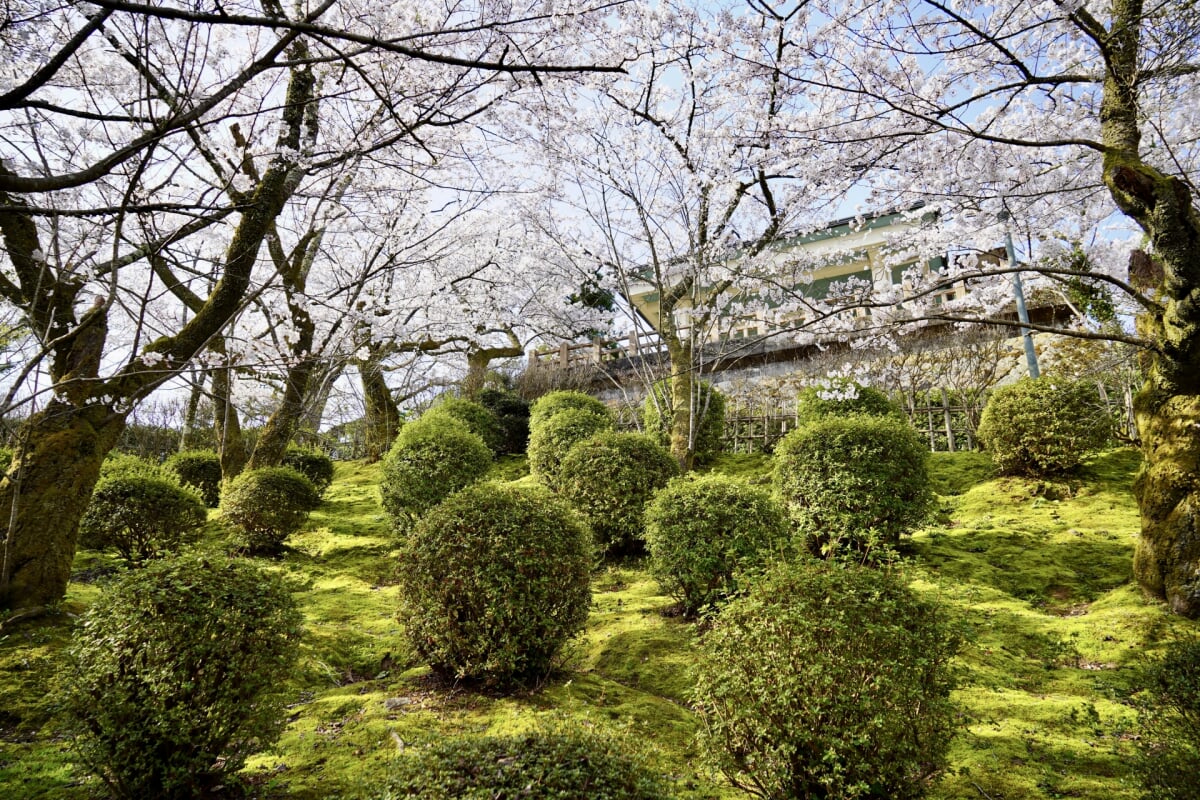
[
  {"xmin": 1133, "ymin": 386, "xmax": 1200, "ymax": 615},
  {"xmin": 247, "ymin": 356, "xmax": 320, "ymax": 470},
  {"xmin": 1096, "ymin": 0, "xmax": 1200, "ymax": 617},
  {"xmin": 360, "ymin": 357, "xmax": 401, "ymax": 462},
  {"xmin": 0, "ymin": 402, "xmax": 125, "ymax": 611}
]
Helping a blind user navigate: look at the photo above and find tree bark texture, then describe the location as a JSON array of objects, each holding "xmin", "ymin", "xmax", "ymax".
[
  {"xmin": 0, "ymin": 403, "xmax": 124, "ymax": 609},
  {"xmin": 360, "ymin": 357, "xmax": 401, "ymax": 462},
  {"xmin": 1100, "ymin": 0, "xmax": 1200, "ymax": 616}
]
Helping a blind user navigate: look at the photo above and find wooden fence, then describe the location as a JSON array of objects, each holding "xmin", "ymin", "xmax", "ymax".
[{"xmin": 640, "ymin": 386, "xmax": 1138, "ymax": 455}]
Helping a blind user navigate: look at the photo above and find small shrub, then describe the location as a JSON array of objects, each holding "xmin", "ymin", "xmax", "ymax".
[
  {"xmin": 79, "ymin": 477, "xmax": 207, "ymax": 565},
  {"xmin": 397, "ymin": 482, "xmax": 591, "ymax": 685},
  {"xmin": 527, "ymin": 407, "xmax": 613, "ymax": 490},
  {"xmin": 774, "ymin": 414, "xmax": 934, "ymax": 560},
  {"xmin": 99, "ymin": 451, "xmax": 177, "ymax": 483},
  {"xmin": 164, "ymin": 449, "xmax": 223, "ymax": 507},
  {"xmin": 642, "ymin": 379, "xmax": 726, "ymax": 464},
  {"xmin": 795, "ymin": 380, "xmax": 905, "ymax": 427},
  {"xmin": 62, "ymin": 555, "xmax": 302, "ymax": 800},
  {"xmin": 423, "ymin": 396, "xmax": 505, "ymax": 454},
  {"xmin": 281, "ymin": 445, "xmax": 335, "ymax": 495},
  {"xmin": 529, "ymin": 389, "xmax": 612, "ymax": 429},
  {"xmin": 694, "ymin": 560, "xmax": 961, "ymax": 800},
  {"xmin": 221, "ymin": 466, "xmax": 320, "ymax": 553},
  {"xmin": 0, "ymin": 446, "xmax": 12, "ymax": 474},
  {"xmin": 644, "ymin": 475, "xmax": 790, "ymax": 614},
  {"xmin": 1134, "ymin": 634, "xmax": 1200, "ymax": 800},
  {"xmin": 976, "ymin": 376, "xmax": 1111, "ymax": 476},
  {"xmin": 556, "ymin": 432, "xmax": 678, "ymax": 556},
  {"xmin": 476, "ymin": 387, "xmax": 531, "ymax": 454},
  {"xmin": 379, "ymin": 415, "xmax": 492, "ymax": 532},
  {"xmin": 381, "ymin": 729, "xmax": 673, "ymax": 799}
]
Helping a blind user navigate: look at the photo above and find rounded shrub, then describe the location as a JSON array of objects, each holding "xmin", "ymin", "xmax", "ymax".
[
  {"xmin": 642, "ymin": 379, "xmax": 725, "ymax": 464},
  {"xmin": 773, "ymin": 414, "xmax": 934, "ymax": 560},
  {"xmin": 99, "ymin": 451, "xmax": 177, "ymax": 483},
  {"xmin": 397, "ymin": 482, "xmax": 591, "ymax": 685},
  {"xmin": 527, "ymin": 407, "xmax": 613, "ymax": 490},
  {"xmin": 423, "ymin": 396, "xmax": 505, "ymax": 454},
  {"xmin": 79, "ymin": 476, "xmax": 207, "ymax": 565},
  {"xmin": 476, "ymin": 387, "xmax": 531, "ymax": 454},
  {"xmin": 795, "ymin": 380, "xmax": 905, "ymax": 427},
  {"xmin": 556, "ymin": 431, "xmax": 678, "ymax": 556},
  {"xmin": 382, "ymin": 730, "xmax": 673, "ymax": 800},
  {"xmin": 379, "ymin": 414, "xmax": 492, "ymax": 532},
  {"xmin": 1134, "ymin": 634, "xmax": 1200, "ymax": 800},
  {"xmin": 221, "ymin": 466, "xmax": 320, "ymax": 553},
  {"xmin": 281, "ymin": 445, "xmax": 335, "ymax": 495},
  {"xmin": 164, "ymin": 449, "xmax": 222, "ymax": 507},
  {"xmin": 694, "ymin": 560, "xmax": 961, "ymax": 800},
  {"xmin": 976, "ymin": 376, "xmax": 1111, "ymax": 476},
  {"xmin": 61, "ymin": 554, "xmax": 302, "ymax": 800},
  {"xmin": 529, "ymin": 389, "xmax": 612, "ymax": 429},
  {"xmin": 644, "ymin": 475, "xmax": 790, "ymax": 615}
]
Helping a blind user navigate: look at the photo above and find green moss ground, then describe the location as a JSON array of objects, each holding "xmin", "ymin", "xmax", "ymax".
[{"xmin": 1, "ymin": 448, "xmax": 1195, "ymax": 799}]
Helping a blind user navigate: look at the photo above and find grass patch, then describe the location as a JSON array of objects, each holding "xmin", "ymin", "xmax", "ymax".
[{"xmin": 2, "ymin": 447, "xmax": 1195, "ymax": 800}]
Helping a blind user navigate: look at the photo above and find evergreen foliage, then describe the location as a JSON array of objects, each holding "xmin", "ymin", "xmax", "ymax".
[
  {"xmin": 378, "ymin": 414, "xmax": 492, "ymax": 532},
  {"xmin": 694, "ymin": 560, "xmax": 961, "ymax": 800},
  {"xmin": 397, "ymin": 483, "xmax": 591, "ymax": 685},
  {"xmin": 79, "ymin": 476, "xmax": 207, "ymax": 565},
  {"xmin": 61, "ymin": 555, "xmax": 302, "ymax": 800},
  {"xmin": 164, "ymin": 450, "xmax": 223, "ymax": 507},
  {"xmin": 644, "ymin": 475, "xmax": 789, "ymax": 614},
  {"xmin": 977, "ymin": 377, "xmax": 1111, "ymax": 476},
  {"xmin": 222, "ymin": 466, "xmax": 320, "ymax": 553},
  {"xmin": 774, "ymin": 414, "xmax": 934, "ymax": 560}
]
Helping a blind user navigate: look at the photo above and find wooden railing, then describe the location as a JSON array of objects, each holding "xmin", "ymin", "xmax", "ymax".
[{"xmin": 527, "ymin": 330, "xmax": 667, "ymax": 371}]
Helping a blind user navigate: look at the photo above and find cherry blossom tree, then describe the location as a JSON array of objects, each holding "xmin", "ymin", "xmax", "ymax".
[
  {"xmin": 0, "ymin": 0, "xmax": 621, "ymax": 614},
  {"xmin": 772, "ymin": 0, "xmax": 1200, "ymax": 615}
]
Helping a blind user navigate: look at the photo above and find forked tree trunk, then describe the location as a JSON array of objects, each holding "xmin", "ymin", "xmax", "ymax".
[
  {"xmin": 211, "ymin": 362, "xmax": 248, "ymax": 479},
  {"xmin": 247, "ymin": 355, "xmax": 320, "ymax": 470},
  {"xmin": 0, "ymin": 402, "xmax": 125, "ymax": 610}
]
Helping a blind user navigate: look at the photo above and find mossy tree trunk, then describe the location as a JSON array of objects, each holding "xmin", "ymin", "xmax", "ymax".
[
  {"xmin": 359, "ymin": 354, "xmax": 401, "ymax": 462},
  {"xmin": 1097, "ymin": 0, "xmax": 1200, "ymax": 615},
  {"xmin": 0, "ymin": 53, "xmax": 316, "ymax": 611}
]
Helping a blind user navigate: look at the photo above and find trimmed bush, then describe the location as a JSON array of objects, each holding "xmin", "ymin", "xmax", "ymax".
[
  {"xmin": 79, "ymin": 477, "xmax": 207, "ymax": 565},
  {"xmin": 99, "ymin": 451, "xmax": 176, "ymax": 483},
  {"xmin": 62, "ymin": 555, "xmax": 302, "ymax": 800},
  {"xmin": 795, "ymin": 380, "xmax": 905, "ymax": 427},
  {"xmin": 774, "ymin": 414, "xmax": 934, "ymax": 560},
  {"xmin": 382, "ymin": 730, "xmax": 673, "ymax": 800},
  {"xmin": 221, "ymin": 466, "xmax": 320, "ymax": 553},
  {"xmin": 556, "ymin": 432, "xmax": 678, "ymax": 556},
  {"xmin": 397, "ymin": 483, "xmax": 591, "ymax": 685},
  {"xmin": 476, "ymin": 387, "xmax": 531, "ymax": 454},
  {"xmin": 423, "ymin": 397, "xmax": 505, "ymax": 454},
  {"xmin": 528, "ymin": 407, "xmax": 613, "ymax": 490},
  {"xmin": 976, "ymin": 377, "xmax": 1111, "ymax": 476},
  {"xmin": 694, "ymin": 560, "xmax": 961, "ymax": 800},
  {"xmin": 1134, "ymin": 635, "xmax": 1200, "ymax": 800},
  {"xmin": 379, "ymin": 414, "xmax": 492, "ymax": 531},
  {"xmin": 644, "ymin": 475, "xmax": 790, "ymax": 614},
  {"xmin": 642, "ymin": 379, "xmax": 725, "ymax": 463},
  {"xmin": 164, "ymin": 449, "xmax": 222, "ymax": 507},
  {"xmin": 281, "ymin": 445, "xmax": 335, "ymax": 495},
  {"xmin": 529, "ymin": 389, "xmax": 612, "ymax": 429}
]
